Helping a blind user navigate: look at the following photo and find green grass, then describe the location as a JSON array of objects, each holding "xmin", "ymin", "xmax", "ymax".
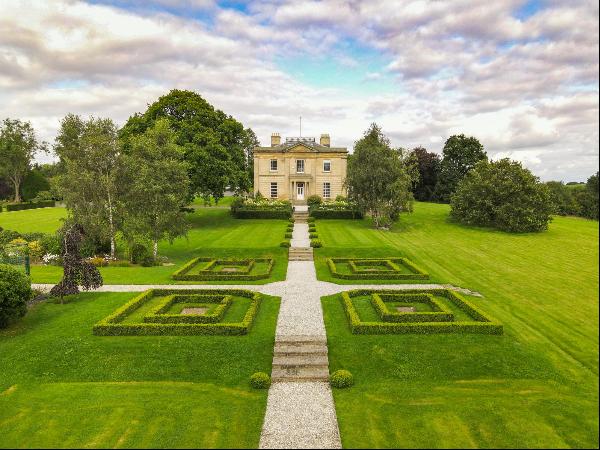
[
  {"xmin": 0, "ymin": 291, "xmax": 280, "ymax": 448},
  {"xmin": 319, "ymin": 202, "xmax": 598, "ymax": 448},
  {"xmin": 9, "ymin": 207, "xmax": 288, "ymax": 284},
  {"xmin": 0, "ymin": 206, "xmax": 67, "ymax": 234}
]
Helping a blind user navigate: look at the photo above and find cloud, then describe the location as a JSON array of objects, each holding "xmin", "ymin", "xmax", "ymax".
[{"xmin": 0, "ymin": 0, "xmax": 597, "ymax": 182}]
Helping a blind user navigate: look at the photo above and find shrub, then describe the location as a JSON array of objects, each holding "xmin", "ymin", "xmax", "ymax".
[
  {"xmin": 280, "ymin": 240, "xmax": 291, "ymax": 248},
  {"xmin": 450, "ymin": 158, "xmax": 553, "ymax": 232},
  {"xmin": 129, "ymin": 243, "xmax": 150, "ymax": 264},
  {"xmin": 0, "ymin": 264, "xmax": 31, "ymax": 328},
  {"xmin": 5, "ymin": 200, "xmax": 55, "ymax": 211},
  {"xmin": 284, "ymin": 232, "xmax": 293, "ymax": 239},
  {"xmin": 307, "ymin": 195, "xmax": 322, "ymax": 207},
  {"xmin": 310, "ymin": 239, "xmax": 322, "ymax": 248},
  {"xmin": 31, "ymin": 190, "xmax": 54, "ymax": 202},
  {"xmin": 327, "ymin": 257, "xmax": 429, "ymax": 280},
  {"xmin": 307, "ymin": 216, "xmax": 315, "ymax": 223},
  {"xmin": 309, "ymin": 233, "xmax": 318, "ymax": 239},
  {"xmin": 172, "ymin": 257, "xmax": 274, "ymax": 281},
  {"xmin": 88, "ymin": 256, "xmax": 108, "ymax": 267},
  {"xmin": 231, "ymin": 197, "xmax": 292, "ymax": 219},
  {"xmin": 330, "ymin": 370, "xmax": 353, "ymax": 388},
  {"xmin": 250, "ymin": 372, "xmax": 271, "ymax": 389}
]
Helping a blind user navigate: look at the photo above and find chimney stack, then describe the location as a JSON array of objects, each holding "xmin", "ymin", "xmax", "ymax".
[
  {"xmin": 320, "ymin": 133, "xmax": 330, "ymax": 147},
  {"xmin": 271, "ymin": 133, "xmax": 281, "ymax": 147}
]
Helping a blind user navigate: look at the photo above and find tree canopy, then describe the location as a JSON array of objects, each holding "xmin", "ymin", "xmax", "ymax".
[
  {"xmin": 345, "ymin": 124, "xmax": 417, "ymax": 229},
  {"xmin": 119, "ymin": 89, "xmax": 254, "ymax": 203},
  {"xmin": 435, "ymin": 134, "xmax": 487, "ymax": 202},
  {"xmin": 450, "ymin": 158, "xmax": 553, "ymax": 233},
  {"xmin": 411, "ymin": 146, "xmax": 440, "ymax": 202}
]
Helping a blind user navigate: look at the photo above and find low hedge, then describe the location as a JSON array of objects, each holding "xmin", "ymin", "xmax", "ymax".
[
  {"xmin": 280, "ymin": 241, "xmax": 291, "ymax": 248},
  {"xmin": 309, "ymin": 209, "xmax": 363, "ymax": 219},
  {"xmin": 3, "ymin": 200, "xmax": 55, "ymax": 212},
  {"xmin": 143, "ymin": 294, "xmax": 233, "ymax": 324},
  {"xmin": 232, "ymin": 208, "xmax": 292, "ymax": 219},
  {"xmin": 327, "ymin": 257, "xmax": 429, "ymax": 280},
  {"xmin": 310, "ymin": 239, "xmax": 322, "ymax": 248},
  {"xmin": 340, "ymin": 289, "xmax": 503, "ymax": 335},
  {"xmin": 93, "ymin": 288, "xmax": 262, "ymax": 336},
  {"xmin": 370, "ymin": 293, "xmax": 454, "ymax": 323},
  {"xmin": 172, "ymin": 257, "xmax": 274, "ymax": 281}
]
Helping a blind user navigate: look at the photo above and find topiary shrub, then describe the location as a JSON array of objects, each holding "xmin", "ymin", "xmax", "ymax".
[
  {"xmin": 310, "ymin": 239, "xmax": 322, "ymax": 248},
  {"xmin": 309, "ymin": 233, "xmax": 318, "ymax": 239},
  {"xmin": 280, "ymin": 240, "xmax": 291, "ymax": 248},
  {"xmin": 284, "ymin": 232, "xmax": 293, "ymax": 239},
  {"xmin": 0, "ymin": 264, "xmax": 31, "ymax": 328},
  {"xmin": 307, "ymin": 195, "xmax": 322, "ymax": 208},
  {"xmin": 330, "ymin": 369, "xmax": 353, "ymax": 388},
  {"xmin": 250, "ymin": 371, "xmax": 271, "ymax": 389}
]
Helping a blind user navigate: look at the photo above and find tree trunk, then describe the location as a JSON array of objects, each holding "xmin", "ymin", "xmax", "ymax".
[
  {"xmin": 106, "ymin": 185, "xmax": 116, "ymax": 259},
  {"xmin": 11, "ymin": 177, "xmax": 21, "ymax": 203},
  {"xmin": 153, "ymin": 240, "xmax": 158, "ymax": 259}
]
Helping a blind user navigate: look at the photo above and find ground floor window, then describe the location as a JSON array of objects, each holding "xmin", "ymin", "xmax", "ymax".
[
  {"xmin": 323, "ymin": 182, "xmax": 331, "ymax": 199},
  {"xmin": 270, "ymin": 182, "xmax": 278, "ymax": 198}
]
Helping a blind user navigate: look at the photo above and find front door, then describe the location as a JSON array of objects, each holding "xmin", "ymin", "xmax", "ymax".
[{"xmin": 297, "ymin": 182, "xmax": 305, "ymax": 201}]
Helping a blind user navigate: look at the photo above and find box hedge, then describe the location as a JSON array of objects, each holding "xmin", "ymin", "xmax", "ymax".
[
  {"xmin": 143, "ymin": 294, "xmax": 233, "ymax": 324},
  {"xmin": 3, "ymin": 200, "xmax": 55, "ymax": 212},
  {"xmin": 93, "ymin": 288, "xmax": 262, "ymax": 336},
  {"xmin": 172, "ymin": 257, "xmax": 274, "ymax": 281},
  {"xmin": 327, "ymin": 257, "xmax": 429, "ymax": 280}
]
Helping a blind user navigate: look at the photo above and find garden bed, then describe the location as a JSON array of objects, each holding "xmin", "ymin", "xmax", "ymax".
[
  {"xmin": 326, "ymin": 257, "xmax": 429, "ymax": 280},
  {"xmin": 172, "ymin": 257, "xmax": 274, "ymax": 281}
]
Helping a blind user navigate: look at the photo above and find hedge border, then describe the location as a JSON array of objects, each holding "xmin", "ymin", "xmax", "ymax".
[
  {"xmin": 143, "ymin": 294, "xmax": 233, "ymax": 324},
  {"xmin": 3, "ymin": 200, "xmax": 55, "ymax": 212},
  {"xmin": 308, "ymin": 208, "xmax": 363, "ymax": 219},
  {"xmin": 232, "ymin": 208, "xmax": 292, "ymax": 219},
  {"xmin": 371, "ymin": 293, "xmax": 454, "ymax": 323},
  {"xmin": 327, "ymin": 257, "xmax": 429, "ymax": 280},
  {"xmin": 340, "ymin": 289, "xmax": 503, "ymax": 335},
  {"xmin": 93, "ymin": 288, "xmax": 262, "ymax": 336},
  {"xmin": 172, "ymin": 257, "xmax": 274, "ymax": 281}
]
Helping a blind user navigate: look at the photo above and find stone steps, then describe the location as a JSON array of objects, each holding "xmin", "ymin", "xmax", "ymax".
[
  {"xmin": 288, "ymin": 247, "xmax": 313, "ymax": 261},
  {"xmin": 272, "ymin": 336, "xmax": 330, "ymax": 382}
]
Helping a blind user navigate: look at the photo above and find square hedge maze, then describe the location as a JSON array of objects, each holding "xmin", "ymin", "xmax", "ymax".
[
  {"xmin": 327, "ymin": 257, "xmax": 429, "ymax": 280},
  {"xmin": 172, "ymin": 257, "xmax": 274, "ymax": 281},
  {"xmin": 341, "ymin": 289, "xmax": 503, "ymax": 334},
  {"xmin": 93, "ymin": 289, "xmax": 262, "ymax": 336}
]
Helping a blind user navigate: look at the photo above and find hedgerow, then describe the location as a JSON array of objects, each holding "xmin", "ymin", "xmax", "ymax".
[
  {"xmin": 93, "ymin": 288, "xmax": 263, "ymax": 336},
  {"xmin": 3, "ymin": 200, "xmax": 55, "ymax": 212},
  {"xmin": 340, "ymin": 289, "xmax": 503, "ymax": 335},
  {"xmin": 327, "ymin": 257, "xmax": 429, "ymax": 280},
  {"xmin": 172, "ymin": 257, "xmax": 274, "ymax": 281}
]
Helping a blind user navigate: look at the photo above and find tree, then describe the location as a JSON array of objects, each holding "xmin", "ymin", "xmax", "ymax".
[
  {"xmin": 0, "ymin": 118, "xmax": 45, "ymax": 202},
  {"xmin": 243, "ymin": 127, "xmax": 259, "ymax": 186},
  {"xmin": 435, "ymin": 134, "xmax": 487, "ymax": 202},
  {"xmin": 575, "ymin": 172, "xmax": 599, "ymax": 220},
  {"xmin": 49, "ymin": 223, "xmax": 103, "ymax": 303},
  {"xmin": 22, "ymin": 166, "xmax": 51, "ymax": 201},
  {"xmin": 53, "ymin": 115, "xmax": 121, "ymax": 258},
  {"xmin": 545, "ymin": 181, "xmax": 581, "ymax": 216},
  {"xmin": 345, "ymin": 124, "xmax": 417, "ymax": 229},
  {"xmin": 119, "ymin": 89, "xmax": 255, "ymax": 203},
  {"xmin": 411, "ymin": 146, "xmax": 440, "ymax": 201},
  {"xmin": 119, "ymin": 119, "xmax": 190, "ymax": 258},
  {"xmin": 450, "ymin": 158, "xmax": 553, "ymax": 233}
]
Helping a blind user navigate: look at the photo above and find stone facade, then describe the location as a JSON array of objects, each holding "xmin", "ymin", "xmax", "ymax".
[{"xmin": 254, "ymin": 134, "xmax": 348, "ymax": 204}]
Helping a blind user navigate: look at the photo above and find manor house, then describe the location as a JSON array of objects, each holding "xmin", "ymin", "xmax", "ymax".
[{"xmin": 253, "ymin": 133, "xmax": 348, "ymax": 204}]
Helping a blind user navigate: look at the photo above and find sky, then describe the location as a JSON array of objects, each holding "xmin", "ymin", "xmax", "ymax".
[{"xmin": 0, "ymin": 0, "xmax": 598, "ymax": 182}]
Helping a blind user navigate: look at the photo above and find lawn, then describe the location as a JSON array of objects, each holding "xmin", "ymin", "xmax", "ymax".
[
  {"xmin": 0, "ymin": 291, "xmax": 280, "ymax": 448},
  {"xmin": 2, "ymin": 206, "xmax": 288, "ymax": 284},
  {"xmin": 319, "ymin": 202, "xmax": 599, "ymax": 448}
]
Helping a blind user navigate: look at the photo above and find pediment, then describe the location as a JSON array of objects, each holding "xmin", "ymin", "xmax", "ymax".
[{"xmin": 283, "ymin": 143, "xmax": 318, "ymax": 153}]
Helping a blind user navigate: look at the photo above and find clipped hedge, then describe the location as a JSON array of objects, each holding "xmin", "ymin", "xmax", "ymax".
[
  {"xmin": 143, "ymin": 294, "xmax": 233, "ymax": 324},
  {"xmin": 340, "ymin": 289, "xmax": 503, "ymax": 335},
  {"xmin": 309, "ymin": 209, "xmax": 363, "ymax": 219},
  {"xmin": 172, "ymin": 257, "xmax": 274, "ymax": 281},
  {"xmin": 3, "ymin": 200, "xmax": 55, "ymax": 212},
  {"xmin": 93, "ymin": 288, "xmax": 262, "ymax": 336},
  {"xmin": 232, "ymin": 208, "xmax": 292, "ymax": 219},
  {"xmin": 370, "ymin": 293, "xmax": 454, "ymax": 323},
  {"xmin": 327, "ymin": 257, "xmax": 429, "ymax": 280}
]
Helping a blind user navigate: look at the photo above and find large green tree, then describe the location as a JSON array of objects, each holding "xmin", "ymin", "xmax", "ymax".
[
  {"xmin": 118, "ymin": 119, "xmax": 190, "ymax": 258},
  {"xmin": 575, "ymin": 172, "xmax": 599, "ymax": 220},
  {"xmin": 119, "ymin": 89, "xmax": 254, "ymax": 203},
  {"xmin": 345, "ymin": 124, "xmax": 417, "ymax": 229},
  {"xmin": 411, "ymin": 146, "xmax": 440, "ymax": 202},
  {"xmin": 450, "ymin": 158, "xmax": 553, "ymax": 232},
  {"xmin": 53, "ymin": 115, "xmax": 121, "ymax": 258},
  {"xmin": 435, "ymin": 134, "xmax": 487, "ymax": 202},
  {"xmin": 0, "ymin": 118, "xmax": 45, "ymax": 202}
]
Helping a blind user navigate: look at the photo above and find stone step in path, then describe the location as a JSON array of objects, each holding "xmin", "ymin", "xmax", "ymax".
[
  {"xmin": 272, "ymin": 336, "xmax": 329, "ymax": 382},
  {"xmin": 288, "ymin": 247, "xmax": 313, "ymax": 261}
]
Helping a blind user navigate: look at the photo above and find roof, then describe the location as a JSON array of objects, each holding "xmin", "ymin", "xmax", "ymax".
[{"xmin": 254, "ymin": 139, "xmax": 348, "ymax": 154}]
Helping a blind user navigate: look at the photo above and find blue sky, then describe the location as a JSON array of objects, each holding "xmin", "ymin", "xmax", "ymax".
[{"xmin": 0, "ymin": 0, "xmax": 598, "ymax": 181}]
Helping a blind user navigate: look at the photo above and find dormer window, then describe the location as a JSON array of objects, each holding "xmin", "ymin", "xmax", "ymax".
[
  {"xmin": 270, "ymin": 159, "xmax": 278, "ymax": 171},
  {"xmin": 296, "ymin": 159, "xmax": 305, "ymax": 173},
  {"xmin": 323, "ymin": 160, "xmax": 331, "ymax": 172}
]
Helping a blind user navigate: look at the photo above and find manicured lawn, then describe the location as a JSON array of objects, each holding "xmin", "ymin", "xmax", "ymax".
[
  {"xmin": 0, "ymin": 291, "xmax": 280, "ymax": 448},
  {"xmin": 9, "ymin": 207, "xmax": 288, "ymax": 284},
  {"xmin": 319, "ymin": 202, "xmax": 598, "ymax": 448},
  {"xmin": 0, "ymin": 206, "xmax": 67, "ymax": 234}
]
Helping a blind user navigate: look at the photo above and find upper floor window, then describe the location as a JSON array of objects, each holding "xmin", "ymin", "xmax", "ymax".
[
  {"xmin": 296, "ymin": 159, "xmax": 305, "ymax": 173},
  {"xmin": 323, "ymin": 160, "xmax": 331, "ymax": 172},
  {"xmin": 270, "ymin": 182, "xmax": 278, "ymax": 198},
  {"xmin": 270, "ymin": 159, "xmax": 278, "ymax": 171}
]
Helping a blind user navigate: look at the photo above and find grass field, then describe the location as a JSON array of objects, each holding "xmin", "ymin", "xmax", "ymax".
[
  {"xmin": 319, "ymin": 202, "xmax": 599, "ymax": 448},
  {"xmin": 1, "ymin": 206, "xmax": 288, "ymax": 284},
  {"xmin": 0, "ymin": 292, "xmax": 280, "ymax": 448}
]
